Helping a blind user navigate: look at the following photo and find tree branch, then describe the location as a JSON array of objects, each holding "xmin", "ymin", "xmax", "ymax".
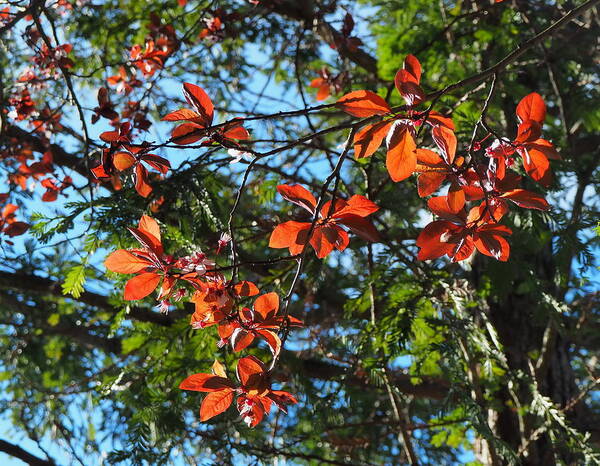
[{"xmin": 0, "ymin": 439, "xmax": 55, "ymax": 466}]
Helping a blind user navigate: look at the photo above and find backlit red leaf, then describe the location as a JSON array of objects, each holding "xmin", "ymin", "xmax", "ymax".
[
  {"xmin": 179, "ymin": 373, "xmax": 235, "ymax": 392},
  {"xmin": 336, "ymin": 90, "xmax": 391, "ymax": 117},
  {"xmin": 353, "ymin": 121, "xmax": 392, "ymax": 159},
  {"xmin": 269, "ymin": 221, "xmax": 311, "ymax": 255},
  {"xmin": 386, "ymin": 123, "xmax": 416, "ymax": 182},
  {"xmin": 105, "ymin": 249, "xmax": 150, "ymax": 274},
  {"xmin": 277, "ymin": 184, "xmax": 317, "ymax": 213},
  {"xmin": 499, "ymin": 189, "xmax": 550, "ymax": 210},
  {"xmin": 182, "ymin": 83, "xmax": 214, "ymax": 126},
  {"xmin": 123, "ymin": 272, "xmax": 161, "ymax": 300},
  {"xmin": 254, "ymin": 292, "xmax": 279, "ymax": 318},
  {"xmin": 200, "ymin": 390, "xmax": 234, "ymax": 421},
  {"xmin": 516, "ymin": 92, "xmax": 546, "ymax": 125}
]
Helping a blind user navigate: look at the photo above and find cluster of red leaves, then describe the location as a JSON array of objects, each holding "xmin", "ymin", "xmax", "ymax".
[
  {"xmin": 332, "ymin": 13, "xmax": 363, "ymax": 52},
  {"xmin": 269, "ymin": 184, "xmax": 379, "ymax": 258},
  {"xmin": 309, "ymin": 67, "xmax": 347, "ymax": 101},
  {"xmin": 334, "ymin": 54, "xmax": 557, "ymax": 262},
  {"xmin": 105, "ymin": 215, "xmax": 300, "ymax": 426},
  {"xmin": 32, "ymin": 43, "xmax": 74, "ymax": 77},
  {"xmin": 0, "ymin": 202, "xmax": 29, "ymax": 242},
  {"xmin": 130, "ymin": 14, "xmax": 178, "ymax": 78},
  {"xmin": 179, "ymin": 357, "xmax": 297, "ymax": 426},
  {"xmin": 162, "ymin": 82, "xmax": 250, "ymax": 146}
]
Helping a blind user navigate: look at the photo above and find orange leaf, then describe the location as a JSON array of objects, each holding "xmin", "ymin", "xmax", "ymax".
[
  {"xmin": 516, "ymin": 92, "xmax": 546, "ymax": 125},
  {"xmin": 234, "ymin": 280, "xmax": 259, "ymax": 297},
  {"xmin": 432, "ymin": 126, "xmax": 457, "ymax": 163},
  {"xmin": 134, "ymin": 164, "xmax": 152, "ymax": 198},
  {"xmin": 179, "ymin": 373, "xmax": 234, "ymax": 392},
  {"xmin": 269, "ymin": 221, "xmax": 311, "ymax": 255},
  {"xmin": 232, "ymin": 329, "xmax": 255, "ymax": 352},
  {"xmin": 353, "ymin": 121, "xmax": 392, "ymax": 159},
  {"xmin": 212, "ymin": 360, "xmax": 227, "ymax": 378},
  {"xmin": 386, "ymin": 124, "xmax": 416, "ymax": 182},
  {"xmin": 316, "ymin": 85, "xmax": 330, "ymax": 101},
  {"xmin": 138, "ymin": 215, "xmax": 161, "ymax": 242},
  {"xmin": 447, "ymin": 182, "xmax": 465, "ymax": 213},
  {"xmin": 417, "ymin": 172, "xmax": 446, "ymax": 197},
  {"xmin": 336, "ymin": 90, "xmax": 391, "ymax": 117},
  {"xmin": 113, "ymin": 151, "xmax": 136, "ymax": 171},
  {"xmin": 123, "ymin": 272, "xmax": 161, "ymax": 300},
  {"xmin": 236, "ymin": 355, "xmax": 266, "ymax": 387},
  {"xmin": 200, "ymin": 390, "xmax": 234, "ymax": 421},
  {"xmin": 309, "ymin": 224, "xmax": 349, "ymax": 258},
  {"xmin": 105, "ymin": 249, "xmax": 150, "ymax": 274},
  {"xmin": 256, "ymin": 330, "xmax": 281, "ymax": 357},
  {"xmin": 254, "ymin": 292, "xmax": 279, "ymax": 318},
  {"xmin": 161, "ymin": 108, "xmax": 201, "ymax": 122},
  {"xmin": 334, "ymin": 195, "xmax": 379, "ymax": 218}
]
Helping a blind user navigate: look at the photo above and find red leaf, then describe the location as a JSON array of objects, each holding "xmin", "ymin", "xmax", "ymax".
[
  {"xmin": 515, "ymin": 120, "xmax": 542, "ymax": 143},
  {"xmin": 425, "ymin": 111, "xmax": 455, "ymax": 130},
  {"xmin": 232, "ymin": 329, "xmax": 255, "ymax": 352},
  {"xmin": 134, "ymin": 164, "xmax": 152, "ymax": 198},
  {"xmin": 277, "ymin": 184, "xmax": 317, "ymax": 213},
  {"xmin": 3, "ymin": 221, "xmax": 29, "ymax": 237},
  {"xmin": 309, "ymin": 224, "xmax": 349, "ymax": 258},
  {"xmin": 269, "ymin": 221, "xmax": 311, "ymax": 255},
  {"xmin": 521, "ymin": 147, "xmax": 550, "ymax": 184},
  {"xmin": 432, "ymin": 126, "xmax": 457, "ymax": 163},
  {"xmin": 199, "ymin": 390, "xmax": 234, "ymax": 421},
  {"xmin": 254, "ymin": 292, "xmax": 279, "ymax": 318},
  {"xmin": 161, "ymin": 108, "xmax": 201, "ymax": 122},
  {"xmin": 447, "ymin": 182, "xmax": 465, "ymax": 213},
  {"xmin": 474, "ymin": 232, "xmax": 510, "ymax": 262},
  {"xmin": 334, "ymin": 195, "xmax": 379, "ymax": 218},
  {"xmin": 141, "ymin": 154, "xmax": 171, "ymax": 174},
  {"xmin": 499, "ymin": 189, "xmax": 550, "ymax": 210},
  {"xmin": 222, "ymin": 123, "xmax": 250, "ymax": 140},
  {"xmin": 336, "ymin": 90, "xmax": 391, "ymax": 117},
  {"xmin": 256, "ymin": 330, "xmax": 281, "ymax": 357},
  {"xmin": 338, "ymin": 215, "xmax": 380, "ymax": 242},
  {"xmin": 394, "ymin": 69, "xmax": 424, "ymax": 106},
  {"xmin": 416, "ymin": 221, "xmax": 455, "ymax": 260},
  {"xmin": 128, "ymin": 226, "xmax": 163, "ymax": 257},
  {"xmin": 182, "ymin": 83, "xmax": 214, "ymax": 126},
  {"xmin": 516, "ymin": 92, "xmax": 546, "ymax": 125},
  {"xmin": 179, "ymin": 373, "xmax": 235, "ymax": 392},
  {"xmin": 403, "ymin": 54, "xmax": 422, "ymax": 83},
  {"xmin": 527, "ymin": 139, "xmax": 560, "ymax": 160},
  {"xmin": 386, "ymin": 123, "xmax": 416, "ymax": 182},
  {"xmin": 138, "ymin": 215, "xmax": 161, "ymax": 242},
  {"xmin": 353, "ymin": 121, "xmax": 392, "ymax": 159},
  {"xmin": 236, "ymin": 355, "xmax": 266, "ymax": 387},
  {"xmin": 233, "ymin": 281, "xmax": 259, "ymax": 297},
  {"xmin": 105, "ymin": 249, "xmax": 150, "ymax": 274},
  {"xmin": 417, "ymin": 172, "xmax": 446, "ymax": 197},
  {"xmin": 171, "ymin": 122, "xmax": 205, "ymax": 145},
  {"xmin": 123, "ymin": 272, "xmax": 161, "ymax": 300}
]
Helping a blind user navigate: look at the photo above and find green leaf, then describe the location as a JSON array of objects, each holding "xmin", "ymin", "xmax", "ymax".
[{"xmin": 62, "ymin": 264, "xmax": 87, "ymax": 298}]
